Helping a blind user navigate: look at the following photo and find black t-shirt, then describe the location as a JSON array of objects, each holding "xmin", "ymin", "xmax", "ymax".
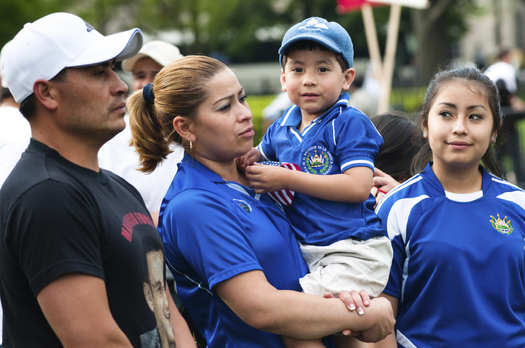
[{"xmin": 0, "ymin": 139, "xmax": 169, "ymax": 347}]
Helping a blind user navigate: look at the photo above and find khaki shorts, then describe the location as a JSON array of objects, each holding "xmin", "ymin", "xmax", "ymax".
[{"xmin": 299, "ymin": 236, "xmax": 393, "ymax": 298}]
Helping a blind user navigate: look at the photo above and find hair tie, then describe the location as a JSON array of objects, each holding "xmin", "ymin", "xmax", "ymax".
[{"xmin": 143, "ymin": 83, "xmax": 155, "ymax": 104}]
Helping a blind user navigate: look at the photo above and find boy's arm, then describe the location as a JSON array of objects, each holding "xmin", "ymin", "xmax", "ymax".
[{"xmin": 245, "ymin": 163, "xmax": 373, "ymax": 203}]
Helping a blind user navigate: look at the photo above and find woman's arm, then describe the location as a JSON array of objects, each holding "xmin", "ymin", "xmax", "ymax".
[
  {"xmin": 367, "ymin": 293, "xmax": 398, "ymax": 348},
  {"xmin": 214, "ymin": 270, "xmax": 395, "ymax": 342}
]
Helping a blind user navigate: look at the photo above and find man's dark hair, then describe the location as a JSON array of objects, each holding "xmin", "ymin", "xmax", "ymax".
[
  {"xmin": 19, "ymin": 69, "xmax": 68, "ymax": 120},
  {"xmin": 1, "ymin": 87, "xmax": 12, "ymax": 101}
]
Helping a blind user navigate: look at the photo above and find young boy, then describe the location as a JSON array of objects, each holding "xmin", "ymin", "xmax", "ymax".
[{"xmin": 241, "ymin": 17, "xmax": 393, "ymax": 348}]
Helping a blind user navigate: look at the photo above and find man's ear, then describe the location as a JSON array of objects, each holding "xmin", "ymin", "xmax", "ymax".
[
  {"xmin": 33, "ymin": 80, "xmax": 59, "ymax": 111},
  {"xmin": 342, "ymin": 68, "xmax": 356, "ymax": 91},
  {"xmin": 143, "ymin": 282, "xmax": 154, "ymax": 312},
  {"xmin": 173, "ymin": 116, "xmax": 196, "ymax": 143},
  {"xmin": 280, "ymin": 70, "xmax": 287, "ymax": 92}
]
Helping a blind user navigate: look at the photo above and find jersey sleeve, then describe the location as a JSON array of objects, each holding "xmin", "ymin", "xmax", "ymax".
[
  {"xmin": 160, "ymin": 190, "xmax": 262, "ymax": 290},
  {"xmin": 6, "ymin": 180, "xmax": 105, "ymax": 296},
  {"xmin": 375, "ymin": 192, "xmax": 428, "ymax": 299},
  {"xmin": 257, "ymin": 122, "xmax": 278, "ymax": 162},
  {"xmin": 334, "ymin": 110, "xmax": 383, "ymax": 172}
]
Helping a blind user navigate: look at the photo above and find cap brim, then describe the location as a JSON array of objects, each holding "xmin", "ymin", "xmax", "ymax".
[
  {"xmin": 122, "ymin": 53, "xmax": 148, "ymax": 72},
  {"xmin": 67, "ymin": 28, "xmax": 143, "ymax": 68},
  {"xmin": 279, "ymin": 33, "xmax": 342, "ymax": 56}
]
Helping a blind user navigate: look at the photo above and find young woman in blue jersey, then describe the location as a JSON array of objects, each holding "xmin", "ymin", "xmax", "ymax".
[
  {"xmin": 126, "ymin": 55, "xmax": 395, "ymax": 348},
  {"xmin": 372, "ymin": 67, "xmax": 525, "ymax": 348}
]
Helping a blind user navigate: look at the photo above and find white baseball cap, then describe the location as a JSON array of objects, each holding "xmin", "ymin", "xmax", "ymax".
[
  {"xmin": 121, "ymin": 40, "xmax": 183, "ymax": 72},
  {"xmin": 2, "ymin": 12, "xmax": 143, "ymax": 103}
]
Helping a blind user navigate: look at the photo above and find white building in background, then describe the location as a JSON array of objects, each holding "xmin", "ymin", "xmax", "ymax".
[{"xmin": 460, "ymin": 0, "xmax": 525, "ymax": 65}]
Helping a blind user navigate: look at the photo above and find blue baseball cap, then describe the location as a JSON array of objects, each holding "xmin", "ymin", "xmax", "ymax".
[{"xmin": 279, "ymin": 17, "xmax": 353, "ymax": 69}]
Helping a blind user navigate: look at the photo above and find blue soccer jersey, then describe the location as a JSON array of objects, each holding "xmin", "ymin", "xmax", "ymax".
[
  {"xmin": 375, "ymin": 164, "xmax": 525, "ymax": 347},
  {"xmin": 158, "ymin": 154, "xmax": 332, "ymax": 348},
  {"xmin": 257, "ymin": 93, "xmax": 385, "ymax": 246}
]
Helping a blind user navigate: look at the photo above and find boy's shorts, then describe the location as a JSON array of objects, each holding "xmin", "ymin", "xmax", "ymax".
[{"xmin": 299, "ymin": 236, "xmax": 393, "ymax": 298}]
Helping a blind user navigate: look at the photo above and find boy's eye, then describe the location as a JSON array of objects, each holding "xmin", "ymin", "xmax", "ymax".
[
  {"xmin": 319, "ymin": 67, "xmax": 329, "ymax": 72},
  {"xmin": 291, "ymin": 67, "xmax": 302, "ymax": 73}
]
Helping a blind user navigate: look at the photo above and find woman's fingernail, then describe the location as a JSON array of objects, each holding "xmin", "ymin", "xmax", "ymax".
[
  {"xmin": 349, "ymin": 304, "xmax": 355, "ymax": 311},
  {"xmin": 358, "ymin": 307, "xmax": 364, "ymax": 315}
]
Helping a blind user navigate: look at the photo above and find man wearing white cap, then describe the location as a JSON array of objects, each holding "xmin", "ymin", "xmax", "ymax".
[
  {"xmin": 0, "ymin": 13, "xmax": 195, "ymax": 348},
  {"xmin": 99, "ymin": 40, "xmax": 184, "ymax": 226}
]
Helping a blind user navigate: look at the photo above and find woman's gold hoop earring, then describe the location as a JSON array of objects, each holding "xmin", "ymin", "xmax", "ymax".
[{"xmin": 190, "ymin": 141, "xmax": 193, "ymax": 151}]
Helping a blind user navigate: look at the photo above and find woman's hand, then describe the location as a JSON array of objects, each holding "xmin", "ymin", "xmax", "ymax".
[{"xmin": 372, "ymin": 168, "xmax": 400, "ymax": 206}]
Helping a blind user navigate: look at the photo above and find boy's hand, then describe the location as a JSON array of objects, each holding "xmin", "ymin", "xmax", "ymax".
[
  {"xmin": 236, "ymin": 148, "xmax": 261, "ymax": 172},
  {"xmin": 245, "ymin": 162, "xmax": 289, "ymax": 193}
]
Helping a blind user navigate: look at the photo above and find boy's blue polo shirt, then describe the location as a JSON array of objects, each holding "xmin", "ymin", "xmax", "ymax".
[
  {"xmin": 258, "ymin": 93, "xmax": 385, "ymax": 246},
  {"xmin": 158, "ymin": 154, "xmax": 330, "ymax": 348}
]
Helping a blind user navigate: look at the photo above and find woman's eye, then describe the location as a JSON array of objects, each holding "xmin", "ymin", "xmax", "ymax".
[{"xmin": 218, "ymin": 104, "xmax": 231, "ymax": 111}]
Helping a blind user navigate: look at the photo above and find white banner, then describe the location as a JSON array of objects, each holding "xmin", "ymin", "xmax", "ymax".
[{"xmin": 368, "ymin": 0, "xmax": 429, "ymax": 9}]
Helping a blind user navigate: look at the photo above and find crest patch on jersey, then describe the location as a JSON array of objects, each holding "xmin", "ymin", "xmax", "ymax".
[
  {"xmin": 302, "ymin": 145, "xmax": 333, "ymax": 175},
  {"xmin": 490, "ymin": 214, "xmax": 513, "ymax": 235},
  {"xmin": 233, "ymin": 199, "xmax": 252, "ymax": 213}
]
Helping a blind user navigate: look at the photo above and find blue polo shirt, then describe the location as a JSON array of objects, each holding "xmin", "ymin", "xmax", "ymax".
[
  {"xmin": 375, "ymin": 164, "xmax": 525, "ymax": 347},
  {"xmin": 258, "ymin": 93, "xmax": 385, "ymax": 246},
  {"xmin": 158, "ymin": 153, "xmax": 328, "ymax": 348}
]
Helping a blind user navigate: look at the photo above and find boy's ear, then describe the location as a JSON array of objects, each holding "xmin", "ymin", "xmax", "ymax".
[
  {"xmin": 342, "ymin": 68, "xmax": 356, "ymax": 91},
  {"xmin": 173, "ymin": 116, "xmax": 196, "ymax": 142},
  {"xmin": 280, "ymin": 69, "xmax": 288, "ymax": 92}
]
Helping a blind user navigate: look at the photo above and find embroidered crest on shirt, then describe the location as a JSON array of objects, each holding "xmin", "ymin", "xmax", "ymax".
[
  {"xmin": 490, "ymin": 214, "xmax": 513, "ymax": 235},
  {"xmin": 233, "ymin": 199, "xmax": 252, "ymax": 213},
  {"xmin": 302, "ymin": 145, "xmax": 333, "ymax": 175}
]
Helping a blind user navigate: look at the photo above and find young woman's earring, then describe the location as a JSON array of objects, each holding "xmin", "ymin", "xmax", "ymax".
[
  {"xmin": 190, "ymin": 141, "xmax": 193, "ymax": 151},
  {"xmin": 423, "ymin": 131, "xmax": 427, "ymax": 137}
]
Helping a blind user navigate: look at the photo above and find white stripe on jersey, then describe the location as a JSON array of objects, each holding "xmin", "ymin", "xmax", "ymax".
[
  {"xmin": 375, "ymin": 175, "xmax": 424, "ymax": 213},
  {"xmin": 497, "ymin": 190, "xmax": 525, "ymax": 210},
  {"xmin": 386, "ymin": 195, "xmax": 428, "ymax": 242},
  {"xmin": 290, "ymin": 128, "xmax": 302, "ymax": 142},
  {"xmin": 341, "ymin": 159, "xmax": 374, "ymax": 172},
  {"xmin": 279, "ymin": 105, "xmax": 296, "ymax": 126},
  {"xmin": 397, "ymin": 329, "xmax": 418, "ymax": 348}
]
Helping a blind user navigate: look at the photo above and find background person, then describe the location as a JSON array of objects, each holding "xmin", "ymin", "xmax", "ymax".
[
  {"xmin": 0, "ymin": 12, "xmax": 195, "ymax": 347},
  {"xmin": 99, "ymin": 40, "xmax": 185, "ymax": 226},
  {"xmin": 127, "ymin": 54, "xmax": 395, "ymax": 348},
  {"xmin": 369, "ymin": 111, "xmax": 422, "ymax": 205},
  {"xmin": 0, "ymin": 40, "xmax": 31, "ymax": 189},
  {"xmin": 372, "ymin": 67, "xmax": 525, "ymax": 347},
  {"xmin": 484, "ymin": 48, "xmax": 525, "ymax": 111}
]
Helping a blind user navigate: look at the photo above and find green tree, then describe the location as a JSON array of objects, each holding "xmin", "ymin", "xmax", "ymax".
[
  {"xmin": 410, "ymin": 0, "xmax": 481, "ymax": 85},
  {"xmin": 0, "ymin": 0, "xmax": 75, "ymax": 49}
]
